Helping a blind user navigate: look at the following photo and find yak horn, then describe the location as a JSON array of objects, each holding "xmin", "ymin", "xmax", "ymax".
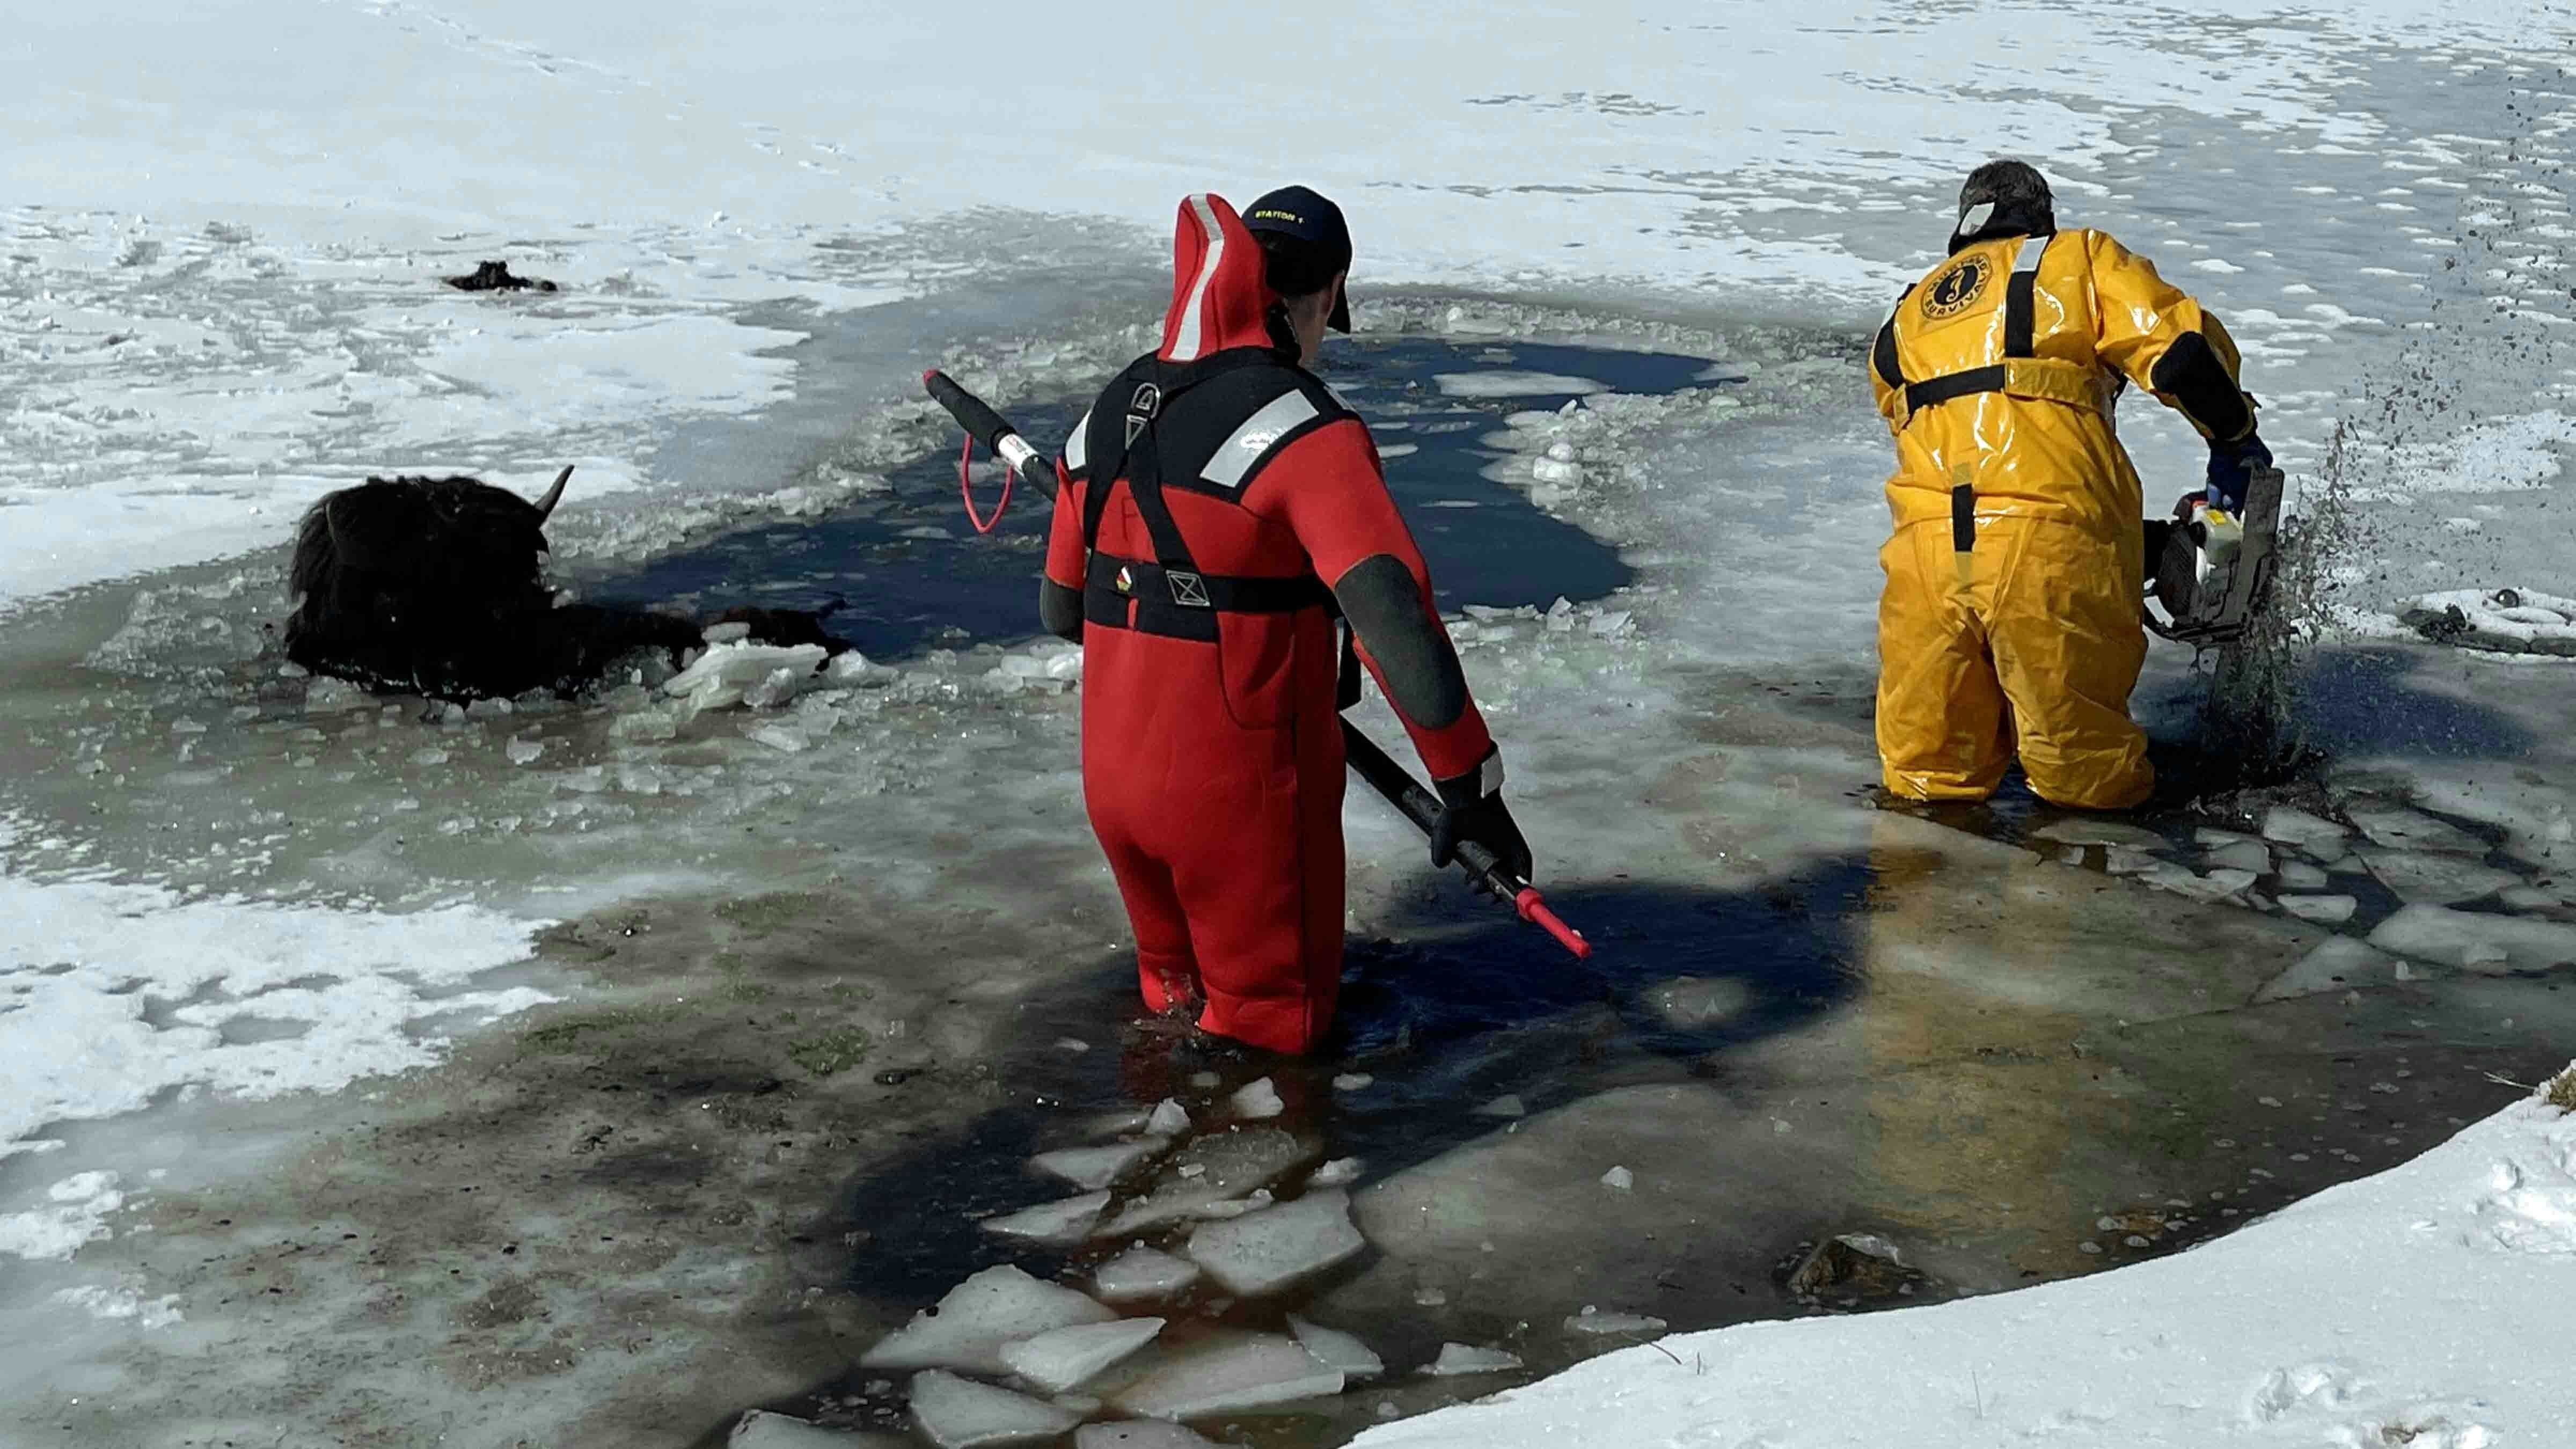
[{"xmin": 532, "ymin": 464, "xmax": 573, "ymax": 521}]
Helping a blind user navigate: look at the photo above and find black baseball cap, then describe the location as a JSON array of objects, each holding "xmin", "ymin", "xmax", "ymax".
[{"xmin": 1243, "ymin": 185, "xmax": 1352, "ymax": 333}]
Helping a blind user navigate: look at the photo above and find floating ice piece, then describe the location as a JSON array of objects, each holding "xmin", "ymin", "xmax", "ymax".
[
  {"xmin": 1146, "ymin": 1099, "xmax": 1191, "ymax": 1136},
  {"xmin": 1192, "ymin": 1188, "xmax": 1275, "ymax": 1220},
  {"xmin": 664, "ymin": 641, "xmax": 826, "ymax": 712},
  {"xmin": 2032, "ymin": 818, "xmax": 2168, "ymax": 850},
  {"xmin": 2358, "ymin": 850, "xmax": 2522, "ymax": 905},
  {"xmin": 826, "ymin": 650, "xmax": 894, "ymax": 686},
  {"xmin": 1105, "ymin": 1127, "xmax": 1314, "ymax": 1235},
  {"xmin": 909, "ymin": 1370, "xmax": 1080, "ymax": 1448},
  {"xmin": 2194, "ymin": 828, "xmax": 2259, "ymax": 848},
  {"xmin": 2261, "ymin": 807, "xmax": 2351, "ymax": 851},
  {"xmin": 2205, "ymin": 840, "xmax": 2272, "ymax": 875},
  {"xmin": 505, "ymin": 737, "xmax": 545, "ymax": 766},
  {"xmin": 1110, "ymin": 1331, "xmax": 1345, "ymax": 1418},
  {"xmin": 859, "ymin": 1265, "xmax": 1116, "ymax": 1373},
  {"xmin": 729, "ymin": 1410, "xmax": 908, "ymax": 1446},
  {"xmin": 2277, "ymin": 859, "xmax": 2331, "ymax": 891},
  {"xmin": 1432, "ymin": 371, "xmax": 1609, "ymax": 399},
  {"xmin": 2398, "ymin": 587, "xmax": 2576, "ymax": 655},
  {"xmin": 2369, "ymin": 904, "xmax": 2576, "ymax": 974},
  {"xmin": 2278, "ymin": 894, "xmax": 2360, "ymax": 924},
  {"xmin": 1427, "ymin": 1343, "xmax": 1523, "ymax": 1375},
  {"xmin": 747, "ymin": 723, "xmax": 809, "ymax": 753},
  {"xmin": 2345, "ymin": 805, "xmax": 2485, "ymax": 856},
  {"xmin": 1309, "ymin": 1157, "xmax": 1362, "ymax": 1187},
  {"xmin": 1031, "ymin": 1141, "xmax": 1165, "ymax": 1192},
  {"xmin": 2255, "ymin": 937, "xmax": 2402, "ymax": 1003},
  {"xmin": 983, "ymin": 1191, "xmax": 1109, "ymax": 1246},
  {"xmin": 1185, "ymin": 1189, "xmax": 1364, "ymax": 1296},
  {"xmin": 1000, "ymin": 1318, "xmax": 1166, "ymax": 1393},
  {"xmin": 1092, "ymin": 1247, "xmax": 1201, "ymax": 1303},
  {"xmin": 1588, "ymin": 609, "xmax": 1633, "ymax": 637},
  {"xmin": 1565, "ymin": 1307, "xmax": 1668, "ymax": 1336},
  {"xmin": 1075, "ymin": 1424, "xmax": 1223, "ymax": 1449},
  {"xmin": 1331, "ymin": 1073, "xmax": 1374, "ymax": 1092},
  {"xmin": 1530, "ymin": 457, "xmax": 1583, "ymax": 487},
  {"xmin": 704, "ymin": 621, "xmax": 753, "ymax": 645},
  {"xmin": 1230, "ymin": 1077, "xmax": 1285, "ymax": 1119},
  {"xmin": 1473, "ymin": 1093, "xmax": 1526, "ymax": 1118},
  {"xmin": 1649, "ymin": 976, "xmax": 1753, "ymax": 1028},
  {"xmin": 1602, "ymin": 1166, "xmax": 1634, "ymax": 1190},
  {"xmin": 1290, "ymin": 1316, "xmax": 1385, "ymax": 1378}
]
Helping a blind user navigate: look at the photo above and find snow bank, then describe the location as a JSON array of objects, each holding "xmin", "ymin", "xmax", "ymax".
[{"xmin": 1351, "ymin": 1080, "xmax": 2576, "ymax": 1449}]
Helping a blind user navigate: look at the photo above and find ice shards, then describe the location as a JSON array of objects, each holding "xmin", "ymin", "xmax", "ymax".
[
  {"xmin": 1108, "ymin": 1331, "xmax": 1345, "ymax": 1419},
  {"xmin": 1103, "ymin": 1126, "xmax": 1314, "ymax": 1235},
  {"xmin": 1030, "ymin": 1140, "xmax": 1166, "ymax": 1192},
  {"xmin": 728, "ymin": 1410, "xmax": 910, "ymax": 1446},
  {"xmin": 981, "ymin": 1190, "xmax": 1110, "ymax": 1246},
  {"xmin": 909, "ymin": 1371, "xmax": 1082, "ymax": 1448},
  {"xmin": 1229, "ymin": 1077, "xmax": 1285, "ymax": 1119},
  {"xmin": 1184, "ymin": 1189, "xmax": 1365, "ymax": 1296},
  {"xmin": 859, "ymin": 1265, "xmax": 1116, "ymax": 1374},
  {"xmin": 1426, "ymin": 1342, "xmax": 1523, "ymax": 1375},
  {"xmin": 1091, "ymin": 1247, "xmax": 1202, "ymax": 1304},
  {"xmin": 663, "ymin": 641, "xmax": 826, "ymax": 712},
  {"xmin": 998, "ymin": 1317, "xmax": 1166, "ymax": 1393},
  {"xmin": 1288, "ymin": 1316, "xmax": 1384, "ymax": 1378}
]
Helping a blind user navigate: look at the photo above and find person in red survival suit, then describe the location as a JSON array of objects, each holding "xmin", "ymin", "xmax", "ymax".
[{"xmin": 1039, "ymin": 187, "xmax": 1532, "ymax": 1056}]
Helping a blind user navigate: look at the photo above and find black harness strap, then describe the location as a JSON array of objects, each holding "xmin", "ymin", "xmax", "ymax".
[
  {"xmin": 1904, "ymin": 364, "xmax": 2008, "ymax": 414},
  {"xmin": 1078, "ymin": 348, "xmax": 1344, "ymax": 646}
]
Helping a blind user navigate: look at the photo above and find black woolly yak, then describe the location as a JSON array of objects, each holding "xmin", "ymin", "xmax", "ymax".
[{"xmin": 284, "ymin": 468, "xmax": 826, "ymax": 701}]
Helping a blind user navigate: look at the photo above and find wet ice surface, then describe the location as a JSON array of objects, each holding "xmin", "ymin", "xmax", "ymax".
[
  {"xmin": 6, "ymin": 18, "xmax": 2576, "ymax": 1449},
  {"xmin": 583, "ymin": 338, "xmax": 1666, "ymax": 662}
]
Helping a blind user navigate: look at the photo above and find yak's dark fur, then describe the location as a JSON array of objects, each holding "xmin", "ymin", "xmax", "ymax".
[
  {"xmin": 286, "ymin": 473, "xmax": 702, "ymax": 700},
  {"xmin": 444, "ymin": 260, "xmax": 558, "ymax": 292}
]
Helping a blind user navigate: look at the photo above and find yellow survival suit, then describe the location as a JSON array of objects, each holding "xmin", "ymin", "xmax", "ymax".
[{"xmin": 1869, "ymin": 162, "xmax": 2262, "ymax": 810}]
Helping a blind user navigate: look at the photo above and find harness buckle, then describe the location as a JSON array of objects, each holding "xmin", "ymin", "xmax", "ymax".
[{"xmin": 1166, "ymin": 569, "xmax": 1212, "ymax": 608}]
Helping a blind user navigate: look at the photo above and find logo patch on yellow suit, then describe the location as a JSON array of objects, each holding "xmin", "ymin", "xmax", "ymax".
[{"xmin": 1920, "ymin": 255, "xmax": 1993, "ymax": 320}]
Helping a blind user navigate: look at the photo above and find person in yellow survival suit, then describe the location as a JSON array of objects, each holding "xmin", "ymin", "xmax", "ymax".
[{"xmin": 1868, "ymin": 159, "xmax": 2271, "ymax": 810}]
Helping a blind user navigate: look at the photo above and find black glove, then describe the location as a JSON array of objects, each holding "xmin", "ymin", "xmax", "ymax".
[
  {"xmin": 2204, "ymin": 433, "xmax": 2272, "ymax": 515},
  {"xmin": 1429, "ymin": 750, "xmax": 1533, "ymax": 894}
]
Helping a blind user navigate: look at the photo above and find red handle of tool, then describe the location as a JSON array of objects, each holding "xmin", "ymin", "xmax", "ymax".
[{"xmin": 1514, "ymin": 889, "xmax": 1592, "ymax": 959}]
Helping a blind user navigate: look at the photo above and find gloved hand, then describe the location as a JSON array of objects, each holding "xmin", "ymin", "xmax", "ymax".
[
  {"xmin": 1429, "ymin": 751, "xmax": 1533, "ymax": 895},
  {"xmin": 2204, "ymin": 433, "xmax": 2272, "ymax": 515}
]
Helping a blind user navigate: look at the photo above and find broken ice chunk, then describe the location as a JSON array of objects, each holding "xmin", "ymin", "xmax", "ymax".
[
  {"xmin": 1426, "ymin": 1343, "xmax": 1523, "ymax": 1375},
  {"xmin": 2254, "ymin": 937, "xmax": 2402, "ymax": 1004},
  {"xmin": 2358, "ymin": 850, "xmax": 2521, "ymax": 905},
  {"xmin": 2368, "ymin": 903, "xmax": 2576, "ymax": 972},
  {"xmin": 1109, "ymin": 1331, "xmax": 1345, "ymax": 1418},
  {"xmin": 1030, "ymin": 1141, "xmax": 1165, "ymax": 1192},
  {"xmin": 1230, "ymin": 1077, "xmax": 1285, "ymax": 1119},
  {"xmin": 2260, "ymin": 806, "xmax": 2348, "ymax": 850},
  {"xmin": 1075, "ymin": 1423, "xmax": 1223, "ymax": 1448},
  {"xmin": 703, "ymin": 621, "xmax": 753, "ymax": 645},
  {"xmin": 1288, "ymin": 1316, "xmax": 1384, "ymax": 1379},
  {"xmin": 663, "ymin": 641, "xmax": 826, "ymax": 712},
  {"xmin": 909, "ymin": 1371, "xmax": 1080, "ymax": 1448},
  {"xmin": 859, "ymin": 1265, "xmax": 1115, "ymax": 1373},
  {"xmin": 1104, "ymin": 1127, "xmax": 1315, "ymax": 1235},
  {"xmin": 1184, "ymin": 1189, "xmax": 1364, "ymax": 1296},
  {"xmin": 728, "ymin": 1410, "xmax": 908, "ymax": 1446},
  {"xmin": 1565, "ymin": 1307, "xmax": 1667, "ymax": 1335},
  {"xmin": 999, "ymin": 1317, "xmax": 1166, "ymax": 1394},
  {"xmin": 1309, "ymin": 1157, "xmax": 1362, "ymax": 1187},
  {"xmin": 1091, "ymin": 1247, "xmax": 1201, "ymax": 1304},
  {"xmin": 505, "ymin": 737, "xmax": 544, "ymax": 766},
  {"xmin": 2345, "ymin": 805, "xmax": 2484, "ymax": 856},
  {"xmin": 1146, "ymin": 1099, "xmax": 1191, "ymax": 1136},
  {"xmin": 2031, "ymin": 818, "xmax": 2167, "ymax": 850},
  {"xmin": 982, "ymin": 1190, "xmax": 1109, "ymax": 1246},
  {"xmin": 2278, "ymin": 893, "xmax": 2360, "ymax": 924},
  {"xmin": 2203, "ymin": 840, "xmax": 2271, "ymax": 875},
  {"xmin": 2276, "ymin": 859, "xmax": 2331, "ymax": 891},
  {"xmin": 1601, "ymin": 1166, "xmax": 1634, "ymax": 1190},
  {"xmin": 1472, "ymin": 1094, "xmax": 1526, "ymax": 1118},
  {"xmin": 1331, "ymin": 1073, "xmax": 1373, "ymax": 1092}
]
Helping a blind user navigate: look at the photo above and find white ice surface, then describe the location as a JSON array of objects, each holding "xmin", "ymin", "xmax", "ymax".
[
  {"xmin": 1184, "ymin": 1189, "xmax": 1367, "ymax": 1297},
  {"xmin": 859, "ymin": 1266, "xmax": 1116, "ymax": 1375},
  {"xmin": 998, "ymin": 1317, "xmax": 1165, "ymax": 1395},
  {"xmin": 1356, "ymin": 1085, "xmax": 2576, "ymax": 1448},
  {"xmin": 0, "ymin": 825, "xmax": 541, "ymax": 1256},
  {"xmin": 908, "ymin": 1370, "xmax": 1080, "ymax": 1449}
]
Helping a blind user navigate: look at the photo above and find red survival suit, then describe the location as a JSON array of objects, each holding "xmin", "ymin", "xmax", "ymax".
[{"xmin": 1042, "ymin": 194, "xmax": 1498, "ymax": 1055}]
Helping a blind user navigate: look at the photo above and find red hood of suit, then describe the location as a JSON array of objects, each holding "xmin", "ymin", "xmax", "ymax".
[{"xmin": 1158, "ymin": 193, "xmax": 1279, "ymax": 362}]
